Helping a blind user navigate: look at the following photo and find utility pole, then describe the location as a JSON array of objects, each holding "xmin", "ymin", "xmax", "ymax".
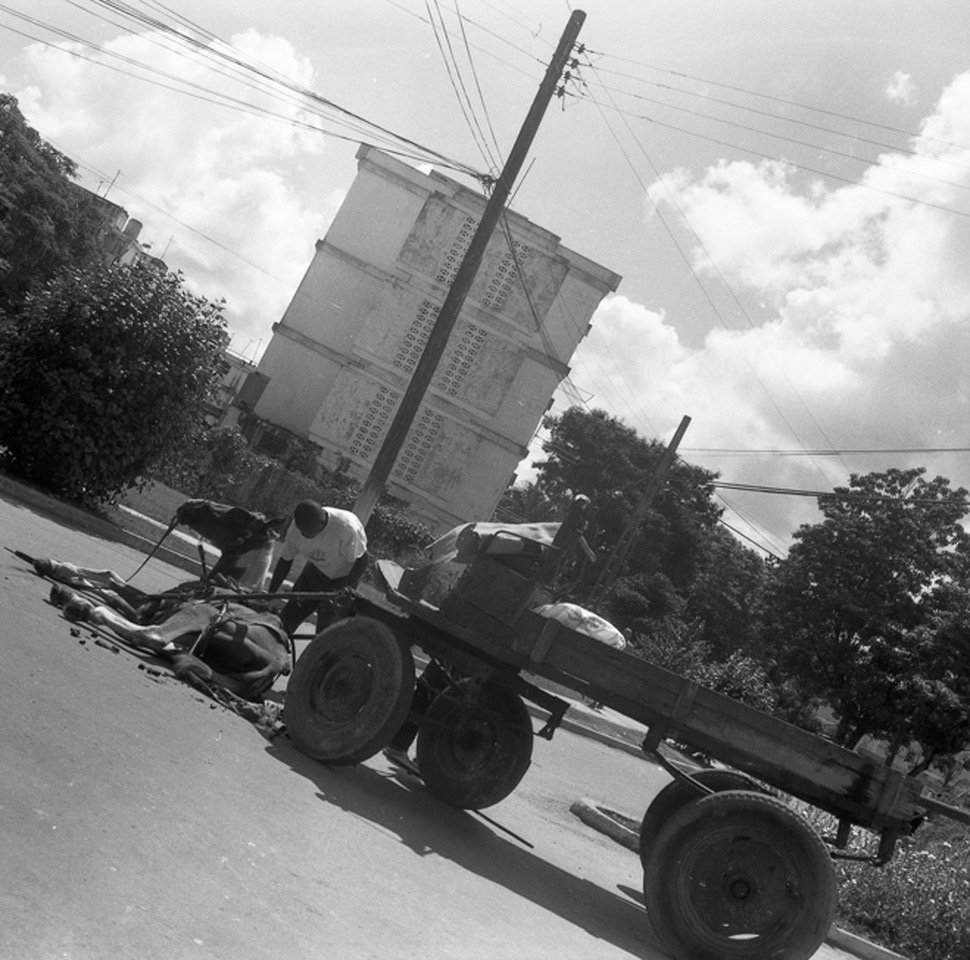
[
  {"xmin": 102, "ymin": 169, "xmax": 121, "ymax": 199},
  {"xmin": 587, "ymin": 415, "xmax": 692, "ymax": 605},
  {"xmin": 353, "ymin": 9, "xmax": 587, "ymax": 524}
]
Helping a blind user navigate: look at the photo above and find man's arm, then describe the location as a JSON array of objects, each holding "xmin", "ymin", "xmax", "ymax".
[{"xmin": 268, "ymin": 556, "xmax": 293, "ymax": 593}]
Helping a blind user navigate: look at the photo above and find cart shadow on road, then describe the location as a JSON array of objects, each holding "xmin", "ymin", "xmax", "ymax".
[{"xmin": 265, "ymin": 736, "xmax": 661, "ymax": 959}]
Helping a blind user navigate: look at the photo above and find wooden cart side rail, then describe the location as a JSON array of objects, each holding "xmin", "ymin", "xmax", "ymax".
[
  {"xmin": 367, "ymin": 565, "xmax": 935, "ymax": 835},
  {"xmin": 509, "ymin": 608, "xmax": 930, "ymax": 833}
]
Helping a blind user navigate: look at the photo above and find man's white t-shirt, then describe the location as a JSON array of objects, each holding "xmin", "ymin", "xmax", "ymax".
[{"xmin": 280, "ymin": 507, "xmax": 367, "ymax": 579}]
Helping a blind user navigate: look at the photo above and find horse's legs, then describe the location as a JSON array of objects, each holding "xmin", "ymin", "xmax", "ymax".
[{"xmin": 51, "ymin": 585, "xmax": 171, "ymax": 653}]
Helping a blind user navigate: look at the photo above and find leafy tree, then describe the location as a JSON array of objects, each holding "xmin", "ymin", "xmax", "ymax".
[
  {"xmin": 534, "ymin": 407, "xmax": 723, "ymax": 590},
  {"xmin": 759, "ymin": 467, "xmax": 970, "ymax": 768},
  {"xmin": 0, "ymin": 94, "xmax": 102, "ymax": 308},
  {"xmin": 883, "ymin": 584, "xmax": 970, "ymax": 774},
  {"xmin": 0, "ymin": 260, "xmax": 228, "ymax": 504},
  {"xmin": 679, "ymin": 524, "xmax": 766, "ymax": 659},
  {"xmin": 494, "ymin": 480, "xmax": 560, "ymax": 523},
  {"xmin": 521, "ymin": 407, "xmax": 767, "ymax": 663}
]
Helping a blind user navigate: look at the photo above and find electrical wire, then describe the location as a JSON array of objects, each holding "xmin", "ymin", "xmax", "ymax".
[
  {"xmin": 603, "ymin": 72, "xmax": 970, "ymax": 175},
  {"xmin": 592, "ymin": 53, "xmax": 970, "ymax": 154},
  {"xmin": 1, "ymin": 0, "xmax": 486, "ymax": 179},
  {"xmin": 605, "ymin": 91, "xmax": 970, "ymax": 196},
  {"xmin": 714, "ymin": 480, "xmax": 970, "ymax": 504},
  {"xmin": 452, "ymin": 0, "xmax": 505, "ymax": 165},
  {"xmin": 577, "ymin": 60, "xmax": 849, "ymax": 492},
  {"xmin": 425, "ymin": 0, "xmax": 500, "ymax": 172},
  {"xmin": 717, "ymin": 513, "xmax": 784, "ymax": 560},
  {"xmin": 686, "ymin": 446, "xmax": 970, "ymax": 457}
]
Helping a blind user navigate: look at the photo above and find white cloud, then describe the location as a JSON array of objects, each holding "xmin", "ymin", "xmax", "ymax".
[
  {"xmin": 14, "ymin": 29, "xmax": 339, "ymax": 353},
  {"xmin": 886, "ymin": 70, "xmax": 917, "ymax": 106},
  {"xmin": 584, "ymin": 71, "xmax": 970, "ymax": 550}
]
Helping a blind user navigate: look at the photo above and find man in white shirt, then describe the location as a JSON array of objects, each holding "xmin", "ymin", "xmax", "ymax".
[{"xmin": 268, "ymin": 500, "xmax": 369, "ymax": 636}]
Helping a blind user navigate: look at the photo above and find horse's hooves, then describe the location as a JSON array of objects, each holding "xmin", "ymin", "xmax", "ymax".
[
  {"xmin": 49, "ymin": 583, "xmax": 76, "ymax": 607},
  {"xmin": 64, "ymin": 598, "xmax": 96, "ymax": 622},
  {"xmin": 51, "ymin": 585, "xmax": 94, "ymax": 622}
]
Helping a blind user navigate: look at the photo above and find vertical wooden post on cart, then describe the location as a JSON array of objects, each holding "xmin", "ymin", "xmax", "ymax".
[
  {"xmin": 353, "ymin": 9, "xmax": 588, "ymax": 524},
  {"xmin": 587, "ymin": 415, "xmax": 691, "ymax": 604}
]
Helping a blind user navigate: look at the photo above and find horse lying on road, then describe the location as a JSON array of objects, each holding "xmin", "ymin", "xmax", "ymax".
[
  {"xmin": 49, "ymin": 578, "xmax": 290, "ymax": 702},
  {"xmin": 23, "ymin": 501, "xmax": 292, "ymax": 704}
]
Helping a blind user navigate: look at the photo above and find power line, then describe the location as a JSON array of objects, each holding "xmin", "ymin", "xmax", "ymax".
[
  {"xmin": 714, "ymin": 481, "xmax": 970, "ymax": 504},
  {"xmin": 1, "ymin": 0, "xmax": 486, "ymax": 180},
  {"xmin": 579, "ymin": 60, "xmax": 848, "ymax": 491},
  {"xmin": 591, "ymin": 52, "xmax": 970, "ymax": 154},
  {"xmin": 602, "ymin": 90, "xmax": 970, "ymax": 197},
  {"xmin": 425, "ymin": 0, "xmax": 501, "ymax": 172},
  {"xmin": 717, "ymin": 514, "xmax": 784, "ymax": 560},
  {"xmin": 594, "ymin": 70, "xmax": 970, "ymax": 178},
  {"xmin": 383, "ymin": 0, "xmax": 544, "ymax": 79},
  {"xmin": 689, "ymin": 447, "xmax": 970, "ymax": 457}
]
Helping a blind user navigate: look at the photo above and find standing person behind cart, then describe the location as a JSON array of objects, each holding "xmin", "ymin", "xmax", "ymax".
[{"xmin": 268, "ymin": 500, "xmax": 369, "ymax": 636}]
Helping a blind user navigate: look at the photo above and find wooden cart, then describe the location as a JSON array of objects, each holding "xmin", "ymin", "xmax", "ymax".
[{"xmin": 283, "ymin": 500, "xmax": 970, "ymax": 960}]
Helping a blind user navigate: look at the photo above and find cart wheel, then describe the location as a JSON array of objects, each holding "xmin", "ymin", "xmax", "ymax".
[
  {"xmin": 639, "ymin": 769, "xmax": 766, "ymax": 866},
  {"xmin": 285, "ymin": 617, "xmax": 414, "ymax": 765},
  {"xmin": 416, "ymin": 683, "xmax": 533, "ymax": 809},
  {"xmin": 642, "ymin": 790, "xmax": 837, "ymax": 960}
]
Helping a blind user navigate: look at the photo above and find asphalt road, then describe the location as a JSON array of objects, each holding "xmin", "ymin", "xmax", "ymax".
[{"xmin": 0, "ymin": 488, "xmax": 856, "ymax": 960}]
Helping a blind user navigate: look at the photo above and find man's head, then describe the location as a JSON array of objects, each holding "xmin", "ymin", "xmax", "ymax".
[{"xmin": 293, "ymin": 500, "xmax": 328, "ymax": 537}]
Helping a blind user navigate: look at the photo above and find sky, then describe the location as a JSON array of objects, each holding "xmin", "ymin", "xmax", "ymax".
[{"xmin": 2, "ymin": 0, "xmax": 970, "ymax": 556}]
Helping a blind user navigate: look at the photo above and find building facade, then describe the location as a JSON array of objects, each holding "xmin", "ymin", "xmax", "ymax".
[
  {"xmin": 206, "ymin": 349, "xmax": 259, "ymax": 426},
  {"xmin": 251, "ymin": 145, "xmax": 620, "ymax": 532},
  {"xmin": 81, "ymin": 190, "xmax": 148, "ymax": 267}
]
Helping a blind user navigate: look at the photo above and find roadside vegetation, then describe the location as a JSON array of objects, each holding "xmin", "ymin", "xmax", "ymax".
[
  {"xmin": 149, "ymin": 423, "xmax": 434, "ymax": 565},
  {"xmin": 800, "ymin": 807, "xmax": 970, "ymax": 960}
]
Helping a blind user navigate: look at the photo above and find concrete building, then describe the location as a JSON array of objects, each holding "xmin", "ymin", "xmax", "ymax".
[
  {"xmin": 251, "ymin": 145, "xmax": 620, "ymax": 532},
  {"xmin": 205, "ymin": 349, "xmax": 259, "ymax": 426},
  {"xmin": 82, "ymin": 191, "xmax": 147, "ymax": 267}
]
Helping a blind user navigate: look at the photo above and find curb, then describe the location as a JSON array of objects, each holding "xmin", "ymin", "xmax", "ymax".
[
  {"xmin": 569, "ymin": 797, "xmax": 639, "ymax": 853},
  {"xmin": 568, "ymin": 798, "xmax": 908, "ymax": 960},
  {"xmin": 526, "ymin": 702, "xmax": 698, "ymax": 774},
  {"xmin": 0, "ymin": 472, "xmax": 207, "ymax": 579},
  {"xmin": 533, "ymin": 705, "xmax": 645, "ymax": 759},
  {"xmin": 825, "ymin": 928, "xmax": 909, "ymax": 960}
]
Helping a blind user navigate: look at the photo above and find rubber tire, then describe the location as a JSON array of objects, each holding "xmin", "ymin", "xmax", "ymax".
[
  {"xmin": 642, "ymin": 790, "xmax": 837, "ymax": 960},
  {"xmin": 639, "ymin": 769, "xmax": 766, "ymax": 866},
  {"xmin": 416, "ymin": 683, "xmax": 533, "ymax": 810},
  {"xmin": 285, "ymin": 617, "xmax": 414, "ymax": 765}
]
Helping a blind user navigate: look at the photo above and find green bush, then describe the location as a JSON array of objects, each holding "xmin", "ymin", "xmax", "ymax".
[
  {"xmin": 367, "ymin": 504, "xmax": 434, "ymax": 561},
  {"xmin": 151, "ymin": 436, "xmax": 434, "ymax": 566},
  {"xmin": 801, "ymin": 806, "xmax": 970, "ymax": 960},
  {"xmin": 693, "ymin": 652, "xmax": 777, "ymax": 714},
  {"xmin": 630, "ymin": 621, "xmax": 779, "ymax": 713},
  {"xmin": 836, "ymin": 820, "xmax": 969, "ymax": 960},
  {"xmin": 151, "ymin": 425, "xmax": 264, "ymax": 501},
  {"xmin": 0, "ymin": 261, "xmax": 227, "ymax": 505}
]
